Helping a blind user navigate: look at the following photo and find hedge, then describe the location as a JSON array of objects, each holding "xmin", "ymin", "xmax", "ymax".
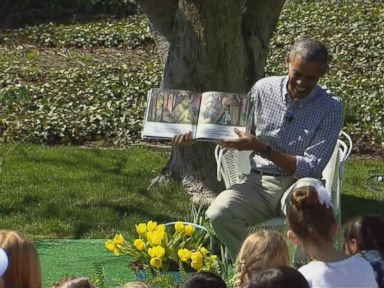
[{"xmin": 0, "ymin": 0, "xmax": 138, "ymax": 28}]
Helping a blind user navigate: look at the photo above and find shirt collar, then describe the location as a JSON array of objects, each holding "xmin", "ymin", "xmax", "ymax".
[
  {"xmin": 283, "ymin": 75, "xmax": 320, "ymax": 104},
  {"xmin": 282, "ymin": 76, "xmax": 290, "ymax": 102}
]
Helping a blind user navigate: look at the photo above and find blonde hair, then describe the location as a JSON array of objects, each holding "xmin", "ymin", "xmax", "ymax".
[
  {"xmin": 233, "ymin": 230, "xmax": 289, "ymax": 288},
  {"xmin": 121, "ymin": 282, "xmax": 148, "ymax": 288},
  {"xmin": 0, "ymin": 230, "xmax": 42, "ymax": 288}
]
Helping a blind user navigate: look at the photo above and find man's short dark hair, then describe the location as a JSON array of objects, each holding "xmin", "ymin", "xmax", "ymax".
[{"xmin": 287, "ymin": 38, "xmax": 329, "ymax": 72}]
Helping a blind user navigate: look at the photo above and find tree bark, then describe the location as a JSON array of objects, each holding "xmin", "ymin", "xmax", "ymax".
[{"xmin": 137, "ymin": 0, "xmax": 285, "ymax": 195}]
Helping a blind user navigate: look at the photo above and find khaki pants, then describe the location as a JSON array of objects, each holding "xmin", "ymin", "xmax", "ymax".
[{"xmin": 206, "ymin": 173, "xmax": 296, "ymax": 259}]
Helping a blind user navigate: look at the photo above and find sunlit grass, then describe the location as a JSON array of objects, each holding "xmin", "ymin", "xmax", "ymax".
[
  {"xmin": 0, "ymin": 144, "xmax": 190, "ymax": 239},
  {"xmin": 342, "ymin": 159, "xmax": 384, "ymax": 221}
]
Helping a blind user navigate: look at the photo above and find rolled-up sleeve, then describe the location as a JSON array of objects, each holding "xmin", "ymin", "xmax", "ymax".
[{"xmin": 293, "ymin": 100, "xmax": 343, "ymax": 179}]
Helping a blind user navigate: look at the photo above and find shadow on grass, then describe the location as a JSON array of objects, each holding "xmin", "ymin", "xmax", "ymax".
[
  {"xmin": 71, "ymin": 202, "xmax": 179, "ymax": 238},
  {"xmin": 341, "ymin": 193, "xmax": 384, "ymax": 223}
]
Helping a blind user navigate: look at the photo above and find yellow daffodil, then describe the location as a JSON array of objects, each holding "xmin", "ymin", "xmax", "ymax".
[
  {"xmin": 133, "ymin": 239, "xmax": 145, "ymax": 251},
  {"xmin": 191, "ymin": 260, "xmax": 203, "ymax": 270},
  {"xmin": 147, "ymin": 221, "xmax": 158, "ymax": 232},
  {"xmin": 191, "ymin": 251, "xmax": 203, "ymax": 263},
  {"xmin": 178, "ymin": 248, "xmax": 192, "ymax": 262},
  {"xmin": 156, "ymin": 224, "xmax": 166, "ymax": 233},
  {"xmin": 147, "ymin": 229, "xmax": 165, "ymax": 246},
  {"xmin": 184, "ymin": 225, "xmax": 195, "ymax": 236},
  {"xmin": 175, "ymin": 221, "xmax": 185, "ymax": 233},
  {"xmin": 199, "ymin": 247, "xmax": 208, "ymax": 257},
  {"xmin": 146, "ymin": 231, "xmax": 153, "ymax": 243},
  {"xmin": 154, "ymin": 229, "xmax": 165, "ymax": 243},
  {"xmin": 113, "ymin": 233, "xmax": 125, "ymax": 245},
  {"xmin": 148, "ymin": 245, "xmax": 165, "ymax": 258},
  {"xmin": 150, "ymin": 235, "xmax": 161, "ymax": 246},
  {"xmin": 136, "ymin": 223, "xmax": 147, "ymax": 235},
  {"xmin": 113, "ymin": 249, "xmax": 121, "ymax": 256},
  {"xmin": 105, "ymin": 240, "xmax": 116, "ymax": 252},
  {"xmin": 150, "ymin": 257, "xmax": 162, "ymax": 269}
]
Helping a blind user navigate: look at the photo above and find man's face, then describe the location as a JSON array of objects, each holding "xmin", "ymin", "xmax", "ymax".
[{"xmin": 286, "ymin": 55, "xmax": 325, "ymax": 100}]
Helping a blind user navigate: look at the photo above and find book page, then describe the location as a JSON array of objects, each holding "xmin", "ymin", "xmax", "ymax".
[
  {"xmin": 141, "ymin": 88, "xmax": 201, "ymax": 139},
  {"xmin": 195, "ymin": 91, "xmax": 250, "ymax": 141}
]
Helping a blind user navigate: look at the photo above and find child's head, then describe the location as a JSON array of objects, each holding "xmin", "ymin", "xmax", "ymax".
[
  {"xmin": 53, "ymin": 277, "xmax": 94, "ymax": 288},
  {"xmin": 343, "ymin": 214, "xmax": 384, "ymax": 255},
  {"xmin": 0, "ymin": 247, "xmax": 9, "ymax": 288},
  {"xmin": 0, "ymin": 229, "xmax": 42, "ymax": 288},
  {"xmin": 182, "ymin": 272, "xmax": 226, "ymax": 288},
  {"xmin": 121, "ymin": 282, "xmax": 148, "ymax": 288},
  {"xmin": 287, "ymin": 183, "xmax": 336, "ymax": 247},
  {"xmin": 246, "ymin": 266, "xmax": 309, "ymax": 288},
  {"xmin": 235, "ymin": 230, "xmax": 289, "ymax": 287}
]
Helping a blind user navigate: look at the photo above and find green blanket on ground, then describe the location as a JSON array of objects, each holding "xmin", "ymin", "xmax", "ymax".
[{"xmin": 36, "ymin": 239, "xmax": 135, "ymax": 287}]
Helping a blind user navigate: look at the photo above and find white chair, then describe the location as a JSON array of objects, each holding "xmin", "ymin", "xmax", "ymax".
[{"xmin": 214, "ymin": 130, "xmax": 352, "ymax": 233}]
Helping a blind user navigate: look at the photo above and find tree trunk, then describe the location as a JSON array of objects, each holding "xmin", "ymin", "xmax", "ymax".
[{"xmin": 137, "ymin": 0, "xmax": 285, "ymax": 196}]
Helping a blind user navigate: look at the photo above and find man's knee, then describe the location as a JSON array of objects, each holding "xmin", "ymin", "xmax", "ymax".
[
  {"xmin": 206, "ymin": 200, "xmax": 227, "ymax": 224},
  {"xmin": 206, "ymin": 192, "xmax": 233, "ymax": 224}
]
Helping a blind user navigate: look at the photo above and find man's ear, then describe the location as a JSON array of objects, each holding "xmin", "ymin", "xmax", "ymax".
[
  {"xmin": 287, "ymin": 229, "xmax": 299, "ymax": 245},
  {"xmin": 345, "ymin": 238, "xmax": 359, "ymax": 255}
]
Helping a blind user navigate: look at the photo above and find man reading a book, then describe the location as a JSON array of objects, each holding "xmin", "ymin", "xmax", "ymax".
[{"xmin": 173, "ymin": 38, "xmax": 343, "ymax": 259}]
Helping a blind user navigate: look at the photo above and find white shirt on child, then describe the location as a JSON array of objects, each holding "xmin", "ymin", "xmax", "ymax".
[{"xmin": 299, "ymin": 255, "xmax": 378, "ymax": 288}]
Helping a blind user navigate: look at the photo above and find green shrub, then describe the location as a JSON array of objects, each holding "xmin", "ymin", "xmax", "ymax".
[
  {"xmin": 0, "ymin": 50, "xmax": 162, "ymax": 145},
  {"xmin": 1, "ymin": 16, "xmax": 152, "ymax": 48},
  {"xmin": 0, "ymin": 0, "xmax": 138, "ymax": 28},
  {"xmin": 0, "ymin": 16, "xmax": 162, "ymax": 145}
]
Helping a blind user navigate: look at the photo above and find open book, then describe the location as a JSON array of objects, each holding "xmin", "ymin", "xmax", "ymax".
[{"xmin": 141, "ymin": 88, "xmax": 251, "ymax": 141}]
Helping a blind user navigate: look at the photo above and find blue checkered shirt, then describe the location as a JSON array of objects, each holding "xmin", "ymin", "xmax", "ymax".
[{"xmin": 249, "ymin": 76, "xmax": 343, "ymax": 179}]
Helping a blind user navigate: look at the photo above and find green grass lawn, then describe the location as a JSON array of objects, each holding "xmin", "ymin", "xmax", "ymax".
[
  {"xmin": 1, "ymin": 144, "xmax": 382, "ymax": 238},
  {"xmin": 342, "ymin": 159, "xmax": 384, "ymax": 221},
  {"xmin": 0, "ymin": 144, "xmax": 190, "ymax": 239},
  {"xmin": 1, "ymin": 143, "xmax": 384, "ymax": 287}
]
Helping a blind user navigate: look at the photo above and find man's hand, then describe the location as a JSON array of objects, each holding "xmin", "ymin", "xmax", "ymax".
[
  {"xmin": 219, "ymin": 128, "xmax": 266, "ymax": 151},
  {"xmin": 171, "ymin": 131, "xmax": 194, "ymax": 145}
]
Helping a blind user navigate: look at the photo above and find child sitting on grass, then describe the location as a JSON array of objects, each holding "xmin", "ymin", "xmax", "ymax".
[
  {"xmin": 121, "ymin": 282, "xmax": 148, "ymax": 288},
  {"xmin": 0, "ymin": 248, "xmax": 9, "ymax": 288},
  {"xmin": 182, "ymin": 271, "xmax": 226, "ymax": 288},
  {"xmin": 344, "ymin": 214, "xmax": 384, "ymax": 288},
  {"xmin": 53, "ymin": 277, "xmax": 94, "ymax": 288},
  {"xmin": 233, "ymin": 230, "xmax": 289, "ymax": 288},
  {"xmin": 246, "ymin": 266, "xmax": 309, "ymax": 288},
  {"xmin": 0, "ymin": 229, "xmax": 42, "ymax": 288},
  {"xmin": 286, "ymin": 179, "xmax": 377, "ymax": 288}
]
